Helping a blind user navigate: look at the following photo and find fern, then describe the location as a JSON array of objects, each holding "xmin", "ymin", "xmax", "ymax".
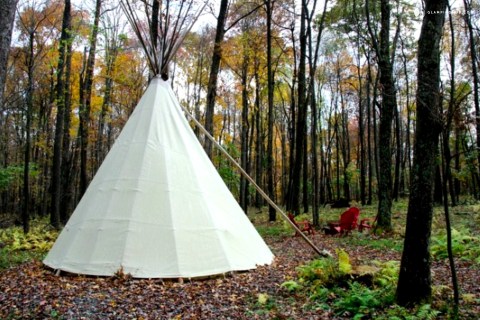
[
  {"xmin": 431, "ymin": 228, "xmax": 480, "ymax": 264},
  {"xmin": 280, "ymin": 280, "xmax": 302, "ymax": 292},
  {"xmin": 372, "ymin": 260, "xmax": 399, "ymax": 288},
  {"xmin": 416, "ymin": 304, "xmax": 441, "ymax": 320},
  {"xmin": 334, "ymin": 282, "xmax": 394, "ymax": 318}
]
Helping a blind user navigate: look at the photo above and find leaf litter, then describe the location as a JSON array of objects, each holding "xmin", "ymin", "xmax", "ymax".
[{"xmin": 0, "ymin": 233, "xmax": 478, "ymax": 319}]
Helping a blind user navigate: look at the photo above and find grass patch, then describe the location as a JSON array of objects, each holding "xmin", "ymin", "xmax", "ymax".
[
  {"xmin": 343, "ymin": 233, "xmax": 404, "ymax": 252},
  {"xmin": 256, "ymin": 223, "xmax": 292, "ymax": 238}
]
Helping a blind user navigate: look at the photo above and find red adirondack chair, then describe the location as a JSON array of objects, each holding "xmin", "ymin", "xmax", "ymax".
[
  {"xmin": 335, "ymin": 207, "xmax": 359, "ymax": 235},
  {"xmin": 325, "ymin": 207, "xmax": 370, "ymax": 236}
]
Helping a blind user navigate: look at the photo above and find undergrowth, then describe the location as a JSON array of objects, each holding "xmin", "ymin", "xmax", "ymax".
[
  {"xmin": 0, "ymin": 218, "xmax": 57, "ymax": 270},
  {"xmin": 431, "ymin": 228, "xmax": 480, "ymax": 264},
  {"xmin": 281, "ymin": 251, "xmax": 442, "ymax": 319}
]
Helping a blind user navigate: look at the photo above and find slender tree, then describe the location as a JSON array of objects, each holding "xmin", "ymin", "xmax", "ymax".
[
  {"xmin": 288, "ymin": 0, "xmax": 307, "ymax": 214},
  {"xmin": 79, "ymin": 0, "xmax": 102, "ymax": 196},
  {"xmin": 366, "ymin": 0, "xmax": 396, "ymax": 232},
  {"xmin": 51, "ymin": 0, "xmax": 72, "ymax": 229},
  {"xmin": 18, "ymin": 3, "xmax": 54, "ymax": 233},
  {"xmin": 204, "ymin": 0, "xmax": 229, "ymax": 158},
  {"xmin": 265, "ymin": 0, "xmax": 276, "ymax": 221},
  {"xmin": 239, "ymin": 30, "xmax": 250, "ymax": 212},
  {"xmin": 96, "ymin": 7, "xmax": 124, "ymax": 171},
  {"xmin": 463, "ymin": 0, "xmax": 480, "ymax": 196},
  {"xmin": 308, "ymin": 0, "xmax": 329, "ymax": 224},
  {"xmin": 60, "ymin": 34, "xmax": 74, "ymax": 224},
  {"xmin": 253, "ymin": 64, "xmax": 264, "ymax": 208}
]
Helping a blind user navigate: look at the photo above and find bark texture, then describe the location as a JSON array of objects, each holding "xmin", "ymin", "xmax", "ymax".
[{"xmin": 396, "ymin": 0, "xmax": 447, "ymax": 305}]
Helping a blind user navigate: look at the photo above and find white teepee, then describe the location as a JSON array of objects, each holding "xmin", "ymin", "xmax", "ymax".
[
  {"xmin": 43, "ymin": 76, "xmax": 274, "ymax": 278},
  {"xmin": 44, "ymin": 0, "xmax": 276, "ymax": 278}
]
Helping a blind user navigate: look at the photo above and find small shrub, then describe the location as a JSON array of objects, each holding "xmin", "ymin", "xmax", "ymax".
[{"xmin": 295, "ymin": 257, "xmax": 341, "ymax": 287}]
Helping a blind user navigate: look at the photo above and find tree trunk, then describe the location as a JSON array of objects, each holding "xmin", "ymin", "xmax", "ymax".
[
  {"xmin": 254, "ymin": 70, "xmax": 264, "ymax": 208},
  {"xmin": 60, "ymin": 34, "xmax": 74, "ymax": 224},
  {"xmin": 444, "ymin": 8, "xmax": 457, "ymax": 207},
  {"xmin": 22, "ymin": 31, "xmax": 36, "ymax": 234},
  {"xmin": 434, "ymin": 165, "xmax": 443, "ymax": 205},
  {"xmin": 0, "ymin": 0, "xmax": 16, "ymax": 107},
  {"xmin": 463, "ymin": 0, "xmax": 480, "ymax": 198},
  {"xmin": 288, "ymin": 0, "xmax": 307, "ymax": 215},
  {"xmin": 396, "ymin": 0, "xmax": 447, "ymax": 305},
  {"xmin": 286, "ymin": 82, "xmax": 296, "ymax": 209},
  {"xmin": 367, "ymin": 0, "xmax": 396, "ymax": 232},
  {"xmin": 79, "ymin": 0, "xmax": 102, "ymax": 196},
  {"xmin": 204, "ymin": 0, "xmax": 228, "ymax": 158},
  {"xmin": 366, "ymin": 51, "xmax": 373, "ymax": 205},
  {"xmin": 302, "ymin": 136, "xmax": 309, "ymax": 213},
  {"xmin": 441, "ymin": 135, "xmax": 460, "ymax": 315},
  {"xmin": 440, "ymin": 8, "xmax": 460, "ymax": 304},
  {"xmin": 265, "ymin": 0, "xmax": 276, "ymax": 221},
  {"xmin": 0, "ymin": 0, "xmax": 18, "ymax": 182},
  {"xmin": 309, "ymin": 0, "xmax": 328, "ymax": 218},
  {"xmin": 358, "ymin": 47, "xmax": 366, "ymax": 205},
  {"xmin": 401, "ymin": 36, "xmax": 412, "ymax": 196},
  {"xmin": 239, "ymin": 52, "xmax": 249, "ymax": 212},
  {"xmin": 51, "ymin": 0, "xmax": 72, "ymax": 229},
  {"xmin": 96, "ymin": 36, "xmax": 118, "ymax": 171},
  {"xmin": 454, "ymin": 124, "xmax": 461, "ymax": 201},
  {"xmin": 392, "ymin": 105, "xmax": 402, "ymax": 201},
  {"xmin": 0, "ymin": 0, "xmax": 18, "ymax": 109},
  {"xmin": 340, "ymin": 86, "xmax": 350, "ymax": 201}
]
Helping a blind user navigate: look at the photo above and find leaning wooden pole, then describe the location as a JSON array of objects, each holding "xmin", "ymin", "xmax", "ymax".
[{"xmin": 179, "ymin": 103, "xmax": 331, "ymax": 257}]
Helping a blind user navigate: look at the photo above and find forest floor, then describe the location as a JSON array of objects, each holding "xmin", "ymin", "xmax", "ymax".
[{"xmin": 0, "ymin": 203, "xmax": 479, "ymax": 319}]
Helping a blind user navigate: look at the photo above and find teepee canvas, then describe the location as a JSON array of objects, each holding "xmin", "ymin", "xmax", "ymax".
[
  {"xmin": 43, "ymin": 76, "xmax": 274, "ymax": 278},
  {"xmin": 44, "ymin": 0, "xmax": 274, "ymax": 278}
]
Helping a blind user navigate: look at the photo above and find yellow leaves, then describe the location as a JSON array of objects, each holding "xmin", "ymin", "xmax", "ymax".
[
  {"xmin": 461, "ymin": 293, "xmax": 477, "ymax": 304},
  {"xmin": 90, "ymin": 95, "xmax": 103, "ymax": 115},
  {"xmin": 257, "ymin": 293, "xmax": 269, "ymax": 305},
  {"xmin": 336, "ymin": 248, "xmax": 352, "ymax": 274},
  {"xmin": 353, "ymin": 265, "xmax": 380, "ymax": 276}
]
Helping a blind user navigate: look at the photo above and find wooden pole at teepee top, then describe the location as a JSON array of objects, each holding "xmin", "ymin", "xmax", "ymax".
[{"xmin": 178, "ymin": 101, "xmax": 331, "ymax": 258}]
